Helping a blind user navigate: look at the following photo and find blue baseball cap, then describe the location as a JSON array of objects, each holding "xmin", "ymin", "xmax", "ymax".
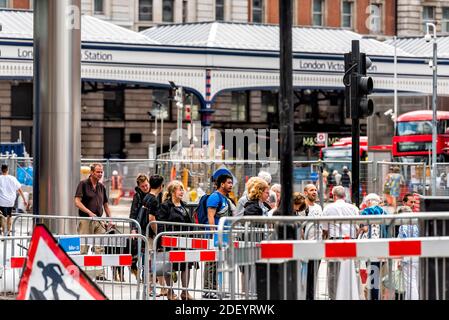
[{"xmin": 212, "ymin": 167, "xmax": 233, "ymax": 181}]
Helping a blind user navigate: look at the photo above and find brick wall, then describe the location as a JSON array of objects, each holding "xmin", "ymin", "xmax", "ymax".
[
  {"xmin": 266, "ymin": 0, "xmax": 279, "ymax": 24},
  {"xmin": 12, "ymin": 0, "xmax": 30, "ymax": 9},
  {"xmin": 297, "ymin": 0, "xmax": 312, "ymax": 25},
  {"xmin": 384, "ymin": 0, "xmax": 396, "ymax": 36},
  {"xmin": 356, "ymin": 0, "xmax": 370, "ymax": 34},
  {"xmin": 327, "ymin": 0, "xmax": 341, "ymax": 27}
]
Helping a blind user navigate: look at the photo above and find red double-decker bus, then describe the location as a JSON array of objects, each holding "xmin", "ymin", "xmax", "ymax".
[{"xmin": 392, "ymin": 110, "xmax": 449, "ymax": 163}]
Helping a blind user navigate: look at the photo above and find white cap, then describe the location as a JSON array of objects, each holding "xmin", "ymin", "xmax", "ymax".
[
  {"xmin": 258, "ymin": 171, "xmax": 272, "ymax": 184},
  {"xmin": 112, "ymin": 170, "xmax": 118, "ymax": 176}
]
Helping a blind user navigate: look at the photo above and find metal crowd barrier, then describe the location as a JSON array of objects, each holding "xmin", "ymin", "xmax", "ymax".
[
  {"xmin": 0, "ymin": 157, "xmax": 437, "ymax": 208},
  {"xmin": 0, "ymin": 233, "xmax": 149, "ymax": 300},
  {"xmin": 11, "ymin": 214, "xmax": 142, "ymax": 237},
  {"xmin": 151, "ymin": 230, "xmax": 222, "ymax": 300},
  {"xmin": 147, "ymin": 220, "xmax": 271, "ymax": 301},
  {"xmin": 216, "ymin": 213, "xmax": 449, "ymax": 300}
]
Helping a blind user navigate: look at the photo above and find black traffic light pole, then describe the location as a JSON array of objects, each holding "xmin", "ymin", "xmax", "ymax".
[
  {"xmin": 350, "ymin": 41, "xmax": 361, "ymax": 206},
  {"xmin": 255, "ymin": 0, "xmax": 297, "ymax": 301},
  {"xmin": 344, "ymin": 40, "xmax": 374, "ymax": 206},
  {"xmin": 279, "ymin": 0, "xmax": 294, "ymax": 218}
]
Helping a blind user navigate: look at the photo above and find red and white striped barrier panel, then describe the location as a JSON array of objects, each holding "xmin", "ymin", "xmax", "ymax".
[
  {"xmin": 161, "ymin": 236, "xmax": 256, "ymax": 249},
  {"xmin": 162, "ymin": 236, "xmax": 214, "ymax": 249},
  {"xmin": 167, "ymin": 250, "xmax": 218, "ymax": 263},
  {"xmin": 7, "ymin": 254, "xmax": 133, "ymax": 269},
  {"xmin": 260, "ymin": 237, "xmax": 449, "ymax": 260}
]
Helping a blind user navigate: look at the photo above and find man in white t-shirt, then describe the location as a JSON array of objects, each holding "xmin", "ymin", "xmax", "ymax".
[
  {"xmin": 303, "ymin": 183, "xmax": 323, "ymax": 300},
  {"xmin": 322, "ymin": 186, "xmax": 359, "ymax": 300},
  {"xmin": 0, "ymin": 164, "xmax": 28, "ymax": 235}
]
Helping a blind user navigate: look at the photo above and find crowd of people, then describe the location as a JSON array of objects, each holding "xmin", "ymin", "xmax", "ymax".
[{"xmin": 72, "ymin": 163, "xmax": 420, "ymax": 300}]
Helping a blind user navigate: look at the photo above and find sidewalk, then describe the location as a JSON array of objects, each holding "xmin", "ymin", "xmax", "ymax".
[{"xmin": 109, "ymin": 198, "xmax": 133, "ymax": 219}]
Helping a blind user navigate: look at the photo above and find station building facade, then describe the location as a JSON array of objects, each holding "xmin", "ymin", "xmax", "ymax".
[{"xmin": 0, "ymin": 10, "xmax": 448, "ymax": 160}]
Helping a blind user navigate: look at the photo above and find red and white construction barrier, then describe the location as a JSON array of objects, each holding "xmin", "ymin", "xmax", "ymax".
[
  {"xmin": 260, "ymin": 237, "xmax": 449, "ymax": 260},
  {"xmin": 162, "ymin": 236, "xmax": 213, "ymax": 249},
  {"xmin": 7, "ymin": 254, "xmax": 133, "ymax": 269},
  {"xmin": 161, "ymin": 236, "xmax": 255, "ymax": 249},
  {"xmin": 167, "ymin": 250, "xmax": 218, "ymax": 263}
]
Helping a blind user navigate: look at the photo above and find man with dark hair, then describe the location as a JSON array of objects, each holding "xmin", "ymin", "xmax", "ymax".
[
  {"xmin": 133, "ymin": 174, "xmax": 165, "ymax": 296},
  {"xmin": 402, "ymin": 193, "xmax": 416, "ymax": 211},
  {"xmin": 74, "ymin": 163, "xmax": 112, "ymax": 281},
  {"xmin": 0, "ymin": 164, "xmax": 28, "ymax": 235},
  {"xmin": 203, "ymin": 174, "xmax": 235, "ymax": 298},
  {"xmin": 129, "ymin": 174, "xmax": 150, "ymax": 233},
  {"xmin": 141, "ymin": 174, "xmax": 164, "ymax": 237}
]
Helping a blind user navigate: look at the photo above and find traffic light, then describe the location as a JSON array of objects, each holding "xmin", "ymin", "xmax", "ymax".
[
  {"xmin": 184, "ymin": 104, "xmax": 191, "ymax": 121},
  {"xmin": 174, "ymin": 86, "xmax": 184, "ymax": 109},
  {"xmin": 344, "ymin": 43, "xmax": 374, "ymax": 120},
  {"xmin": 356, "ymin": 53, "xmax": 374, "ymax": 118}
]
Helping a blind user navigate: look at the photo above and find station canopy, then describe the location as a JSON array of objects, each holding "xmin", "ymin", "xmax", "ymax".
[
  {"xmin": 386, "ymin": 36, "xmax": 449, "ymax": 59},
  {"xmin": 0, "ymin": 9, "xmax": 447, "ymax": 107}
]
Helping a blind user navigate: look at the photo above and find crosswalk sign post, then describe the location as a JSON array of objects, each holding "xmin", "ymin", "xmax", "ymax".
[{"xmin": 16, "ymin": 224, "xmax": 108, "ymax": 300}]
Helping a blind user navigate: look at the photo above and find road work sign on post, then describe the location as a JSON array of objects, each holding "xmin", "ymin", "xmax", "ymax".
[{"xmin": 16, "ymin": 224, "xmax": 107, "ymax": 300}]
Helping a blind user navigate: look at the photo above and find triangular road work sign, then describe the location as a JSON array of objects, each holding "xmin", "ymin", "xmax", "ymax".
[{"xmin": 16, "ymin": 224, "xmax": 108, "ymax": 300}]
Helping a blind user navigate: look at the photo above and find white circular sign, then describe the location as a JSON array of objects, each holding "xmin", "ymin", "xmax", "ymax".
[{"xmin": 316, "ymin": 133, "xmax": 326, "ymax": 143}]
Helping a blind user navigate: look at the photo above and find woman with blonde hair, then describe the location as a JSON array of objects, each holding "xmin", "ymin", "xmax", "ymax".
[
  {"xmin": 235, "ymin": 177, "xmax": 265, "ymax": 216},
  {"xmin": 243, "ymin": 179, "xmax": 271, "ymax": 216},
  {"xmin": 157, "ymin": 180, "xmax": 194, "ymax": 300}
]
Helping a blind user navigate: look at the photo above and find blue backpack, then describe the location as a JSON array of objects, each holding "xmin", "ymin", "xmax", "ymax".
[
  {"xmin": 194, "ymin": 194, "xmax": 211, "ymax": 225},
  {"xmin": 194, "ymin": 193, "xmax": 227, "ymax": 225}
]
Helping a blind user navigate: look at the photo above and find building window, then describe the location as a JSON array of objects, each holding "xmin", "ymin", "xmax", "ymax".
[
  {"xmin": 12, "ymin": 126, "xmax": 32, "ymax": 156},
  {"xmin": 231, "ymin": 91, "xmax": 249, "ymax": 121},
  {"xmin": 183, "ymin": 0, "xmax": 188, "ymax": 23},
  {"xmin": 341, "ymin": 1, "xmax": 353, "ymax": 28},
  {"xmin": 104, "ymin": 87, "xmax": 125, "ymax": 120},
  {"xmin": 261, "ymin": 90, "xmax": 278, "ymax": 124},
  {"xmin": 94, "ymin": 0, "xmax": 104, "ymax": 14},
  {"xmin": 368, "ymin": 3, "xmax": 382, "ymax": 34},
  {"xmin": 162, "ymin": 0, "xmax": 174, "ymax": 22},
  {"xmin": 443, "ymin": 7, "xmax": 449, "ymax": 33},
  {"xmin": 0, "ymin": 0, "xmax": 8, "ymax": 8},
  {"xmin": 252, "ymin": 0, "xmax": 264, "ymax": 23},
  {"xmin": 312, "ymin": 0, "xmax": 324, "ymax": 26},
  {"xmin": 422, "ymin": 6, "xmax": 435, "ymax": 32},
  {"xmin": 139, "ymin": 0, "xmax": 153, "ymax": 21},
  {"xmin": 152, "ymin": 89, "xmax": 172, "ymax": 120},
  {"xmin": 216, "ymin": 0, "xmax": 224, "ymax": 21},
  {"xmin": 138, "ymin": 26, "xmax": 150, "ymax": 32},
  {"xmin": 104, "ymin": 128, "xmax": 125, "ymax": 159},
  {"xmin": 11, "ymin": 83, "xmax": 33, "ymax": 119}
]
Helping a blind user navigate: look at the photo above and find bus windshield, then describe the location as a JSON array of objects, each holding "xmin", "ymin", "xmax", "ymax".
[{"xmin": 396, "ymin": 121, "xmax": 444, "ymax": 136}]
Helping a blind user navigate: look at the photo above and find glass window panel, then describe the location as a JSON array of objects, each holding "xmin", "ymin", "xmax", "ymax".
[
  {"xmin": 94, "ymin": 0, "xmax": 104, "ymax": 14},
  {"xmin": 216, "ymin": 0, "xmax": 224, "ymax": 21},
  {"xmin": 231, "ymin": 91, "xmax": 248, "ymax": 121},
  {"xmin": 341, "ymin": 1, "xmax": 352, "ymax": 28},
  {"xmin": 443, "ymin": 8, "xmax": 449, "ymax": 32},
  {"xmin": 163, "ymin": 0, "xmax": 174, "ymax": 22},
  {"xmin": 252, "ymin": 0, "xmax": 263, "ymax": 23},
  {"xmin": 139, "ymin": 0, "xmax": 153, "ymax": 21},
  {"xmin": 422, "ymin": 6, "xmax": 435, "ymax": 32}
]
